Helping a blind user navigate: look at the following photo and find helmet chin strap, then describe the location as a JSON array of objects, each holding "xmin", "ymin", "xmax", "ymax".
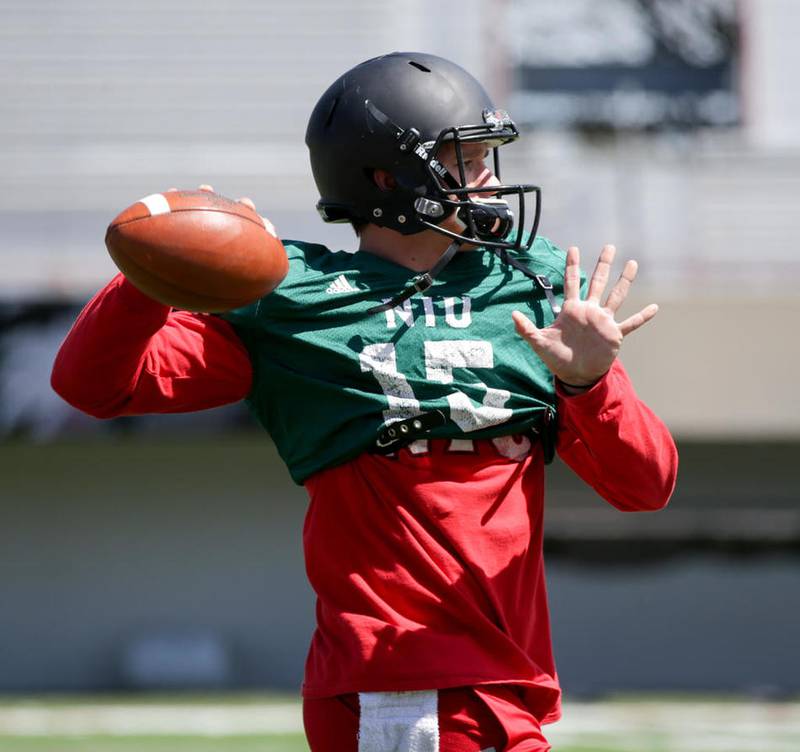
[
  {"xmin": 366, "ymin": 198, "xmax": 518, "ymax": 315},
  {"xmin": 457, "ymin": 197, "xmax": 514, "ymax": 240},
  {"xmin": 367, "ymin": 239, "xmax": 463, "ymax": 314}
]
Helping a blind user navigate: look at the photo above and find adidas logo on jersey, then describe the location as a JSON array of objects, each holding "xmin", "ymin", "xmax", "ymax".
[{"xmin": 325, "ymin": 274, "xmax": 357, "ymax": 294}]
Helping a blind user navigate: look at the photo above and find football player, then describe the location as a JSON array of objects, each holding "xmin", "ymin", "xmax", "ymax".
[{"xmin": 52, "ymin": 52, "xmax": 677, "ymax": 752}]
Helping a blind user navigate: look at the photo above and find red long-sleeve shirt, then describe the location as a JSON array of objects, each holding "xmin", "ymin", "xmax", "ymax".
[{"xmin": 52, "ymin": 274, "xmax": 677, "ymax": 722}]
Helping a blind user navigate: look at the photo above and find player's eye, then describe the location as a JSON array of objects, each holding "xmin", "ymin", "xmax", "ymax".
[{"xmin": 464, "ymin": 150, "xmax": 489, "ymax": 168}]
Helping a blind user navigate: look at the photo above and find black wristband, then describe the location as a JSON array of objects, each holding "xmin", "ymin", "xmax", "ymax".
[{"xmin": 557, "ymin": 377, "xmax": 599, "ymax": 391}]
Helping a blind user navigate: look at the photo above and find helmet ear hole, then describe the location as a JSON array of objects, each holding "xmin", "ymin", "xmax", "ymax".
[{"xmin": 371, "ymin": 169, "xmax": 397, "ymax": 192}]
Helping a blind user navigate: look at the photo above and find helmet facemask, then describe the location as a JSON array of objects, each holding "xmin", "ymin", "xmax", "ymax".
[{"xmin": 357, "ymin": 102, "xmax": 541, "ymax": 253}]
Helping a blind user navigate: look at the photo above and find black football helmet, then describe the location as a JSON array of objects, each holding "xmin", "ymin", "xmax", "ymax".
[{"xmin": 305, "ymin": 52, "xmax": 541, "ymax": 252}]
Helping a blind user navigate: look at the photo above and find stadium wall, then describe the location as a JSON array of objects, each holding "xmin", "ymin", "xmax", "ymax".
[{"xmin": 2, "ymin": 438, "xmax": 797, "ymax": 695}]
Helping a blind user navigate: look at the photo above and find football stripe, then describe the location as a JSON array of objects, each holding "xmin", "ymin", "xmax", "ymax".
[{"xmin": 138, "ymin": 193, "xmax": 171, "ymax": 217}]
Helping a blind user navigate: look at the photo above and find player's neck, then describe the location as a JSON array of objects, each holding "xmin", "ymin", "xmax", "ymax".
[{"xmin": 357, "ymin": 224, "xmax": 460, "ymax": 272}]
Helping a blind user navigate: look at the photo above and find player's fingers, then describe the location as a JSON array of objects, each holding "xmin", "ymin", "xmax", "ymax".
[
  {"xmin": 604, "ymin": 259, "xmax": 638, "ymax": 314},
  {"xmin": 586, "ymin": 244, "xmax": 616, "ymax": 304},
  {"xmin": 619, "ymin": 303, "xmax": 658, "ymax": 336},
  {"xmin": 237, "ymin": 197, "xmax": 256, "ymax": 211},
  {"xmin": 512, "ymin": 310, "xmax": 541, "ymax": 343},
  {"xmin": 261, "ymin": 216, "xmax": 278, "ymax": 237},
  {"xmin": 198, "ymin": 184, "xmax": 215, "ymax": 193},
  {"xmin": 166, "ymin": 187, "xmax": 178, "ymax": 192},
  {"xmin": 563, "ymin": 246, "xmax": 581, "ymax": 301}
]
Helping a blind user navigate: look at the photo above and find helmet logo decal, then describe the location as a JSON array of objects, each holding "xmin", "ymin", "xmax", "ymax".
[
  {"xmin": 413, "ymin": 142, "xmax": 430, "ymax": 160},
  {"xmin": 429, "ymin": 157, "xmax": 449, "ymax": 180},
  {"xmin": 482, "ymin": 108, "xmax": 513, "ymax": 130},
  {"xmin": 413, "ymin": 141, "xmax": 449, "ymax": 180}
]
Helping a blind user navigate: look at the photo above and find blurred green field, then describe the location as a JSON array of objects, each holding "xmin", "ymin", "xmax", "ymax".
[
  {"xmin": 0, "ymin": 738, "xmax": 307, "ymax": 752},
  {"xmin": 1, "ymin": 694, "xmax": 799, "ymax": 752}
]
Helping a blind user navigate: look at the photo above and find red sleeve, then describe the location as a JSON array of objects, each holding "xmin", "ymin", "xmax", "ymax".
[
  {"xmin": 51, "ymin": 274, "xmax": 253, "ymax": 418},
  {"xmin": 555, "ymin": 359, "xmax": 678, "ymax": 511}
]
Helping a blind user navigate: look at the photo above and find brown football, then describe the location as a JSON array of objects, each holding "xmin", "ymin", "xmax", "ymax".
[{"xmin": 105, "ymin": 190, "xmax": 289, "ymax": 312}]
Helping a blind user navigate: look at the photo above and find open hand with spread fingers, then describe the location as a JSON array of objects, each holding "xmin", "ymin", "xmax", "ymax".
[{"xmin": 512, "ymin": 245, "xmax": 659, "ymax": 393}]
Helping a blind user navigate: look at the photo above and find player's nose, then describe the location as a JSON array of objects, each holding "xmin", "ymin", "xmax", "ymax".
[{"xmin": 472, "ymin": 168, "xmax": 501, "ymax": 198}]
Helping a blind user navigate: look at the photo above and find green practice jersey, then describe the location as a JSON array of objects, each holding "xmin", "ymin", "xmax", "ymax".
[{"xmin": 223, "ymin": 237, "xmax": 570, "ymax": 484}]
